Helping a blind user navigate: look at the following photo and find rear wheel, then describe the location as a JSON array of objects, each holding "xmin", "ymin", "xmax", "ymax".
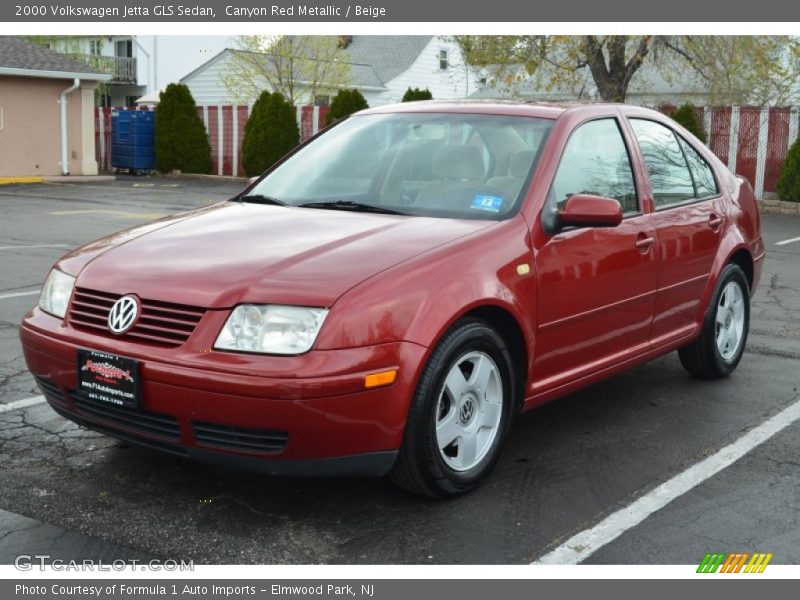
[
  {"xmin": 678, "ymin": 263, "xmax": 750, "ymax": 379},
  {"xmin": 390, "ymin": 319, "xmax": 517, "ymax": 497}
]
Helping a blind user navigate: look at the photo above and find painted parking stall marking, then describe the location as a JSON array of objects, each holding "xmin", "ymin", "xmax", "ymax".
[
  {"xmin": 534, "ymin": 396, "xmax": 800, "ymax": 565},
  {"xmin": 775, "ymin": 236, "xmax": 800, "ymax": 246},
  {"xmin": 0, "ymin": 395, "xmax": 46, "ymax": 414},
  {"xmin": 0, "ymin": 289, "xmax": 39, "ymax": 301},
  {"xmin": 0, "ymin": 244, "xmax": 68, "ymax": 251}
]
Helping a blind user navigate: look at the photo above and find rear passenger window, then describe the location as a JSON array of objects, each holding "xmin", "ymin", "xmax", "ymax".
[
  {"xmin": 678, "ymin": 136, "xmax": 719, "ymax": 199},
  {"xmin": 630, "ymin": 119, "xmax": 695, "ymax": 208},
  {"xmin": 550, "ymin": 118, "xmax": 638, "ymax": 214}
]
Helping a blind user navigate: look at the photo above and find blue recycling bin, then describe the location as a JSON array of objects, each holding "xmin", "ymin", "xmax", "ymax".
[{"xmin": 111, "ymin": 110, "xmax": 156, "ymax": 171}]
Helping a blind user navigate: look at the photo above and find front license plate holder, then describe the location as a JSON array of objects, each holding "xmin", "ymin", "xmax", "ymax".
[{"xmin": 77, "ymin": 349, "xmax": 141, "ymax": 410}]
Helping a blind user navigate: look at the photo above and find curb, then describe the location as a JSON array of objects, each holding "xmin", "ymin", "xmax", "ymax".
[
  {"xmin": 43, "ymin": 175, "xmax": 117, "ymax": 184},
  {"xmin": 0, "ymin": 176, "xmax": 44, "ymax": 185},
  {"xmin": 759, "ymin": 199, "xmax": 800, "ymax": 215},
  {"xmin": 163, "ymin": 172, "xmax": 248, "ymax": 183},
  {"xmin": 0, "ymin": 507, "xmax": 153, "ymax": 564}
]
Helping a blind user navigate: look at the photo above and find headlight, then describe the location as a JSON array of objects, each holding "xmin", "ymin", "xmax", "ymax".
[
  {"xmin": 38, "ymin": 268, "xmax": 76, "ymax": 319},
  {"xmin": 214, "ymin": 305, "xmax": 329, "ymax": 355}
]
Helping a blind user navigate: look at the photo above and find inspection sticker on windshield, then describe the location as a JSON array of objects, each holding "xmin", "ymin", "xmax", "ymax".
[{"xmin": 471, "ymin": 195, "xmax": 504, "ymax": 213}]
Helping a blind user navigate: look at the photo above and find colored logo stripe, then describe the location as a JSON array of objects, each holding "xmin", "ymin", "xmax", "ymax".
[
  {"xmin": 697, "ymin": 553, "xmax": 725, "ymax": 573},
  {"xmin": 697, "ymin": 553, "xmax": 773, "ymax": 573}
]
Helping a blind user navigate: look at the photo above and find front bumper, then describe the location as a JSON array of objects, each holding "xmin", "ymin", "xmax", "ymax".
[{"xmin": 20, "ymin": 308, "xmax": 427, "ymax": 477}]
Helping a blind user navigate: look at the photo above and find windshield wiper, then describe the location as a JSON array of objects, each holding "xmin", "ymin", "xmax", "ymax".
[
  {"xmin": 235, "ymin": 194, "xmax": 288, "ymax": 206},
  {"xmin": 298, "ymin": 200, "xmax": 408, "ymax": 215}
]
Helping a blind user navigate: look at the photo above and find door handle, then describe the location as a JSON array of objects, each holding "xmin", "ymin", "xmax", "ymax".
[
  {"xmin": 635, "ymin": 235, "xmax": 655, "ymax": 251},
  {"xmin": 709, "ymin": 214, "xmax": 724, "ymax": 228}
]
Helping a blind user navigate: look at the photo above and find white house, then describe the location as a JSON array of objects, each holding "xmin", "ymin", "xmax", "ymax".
[
  {"xmin": 471, "ymin": 47, "xmax": 800, "ymax": 107},
  {"xmin": 180, "ymin": 36, "xmax": 480, "ymax": 106},
  {"xmin": 44, "ymin": 35, "xmax": 232, "ymax": 105},
  {"xmin": 470, "ymin": 61, "xmax": 718, "ymax": 107}
]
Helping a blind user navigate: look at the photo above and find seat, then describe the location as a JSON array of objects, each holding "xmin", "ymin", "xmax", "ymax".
[
  {"xmin": 486, "ymin": 149, "xmax": 535, "ymax": 201},
  {"xmin": 415, "ymin": 146, "xmax": 485, "ymax": 208}
]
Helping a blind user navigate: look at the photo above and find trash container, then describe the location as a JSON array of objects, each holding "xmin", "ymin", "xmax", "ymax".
[{"xmin": 110, "ymin": 109, "xmax": 155, "ymax": 172}]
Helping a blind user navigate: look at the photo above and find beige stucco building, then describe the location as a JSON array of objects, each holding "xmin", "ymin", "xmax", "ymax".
[{"xmin": 0, "ymin": 37, "xmax": 110, "ymax": 177}]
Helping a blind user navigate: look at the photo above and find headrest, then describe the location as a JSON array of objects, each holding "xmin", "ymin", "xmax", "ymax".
[
  {"xmin": 432, "ymin": 145, "xmax": 484, "ymax": 180},
  {"xmin": 510, "ymin": 150, "xmax": 535, "ymax": 179}
]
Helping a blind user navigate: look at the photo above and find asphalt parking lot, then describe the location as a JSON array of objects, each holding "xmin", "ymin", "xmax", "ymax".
[{"xmin": 0, "ymin": 177, "xmax": 799, "ymax": 565}]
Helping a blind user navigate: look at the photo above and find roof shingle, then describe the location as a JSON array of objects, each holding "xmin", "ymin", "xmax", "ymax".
[{"xmin": 0, "ymin": 36, "xmax": 106, "ymax": 77}]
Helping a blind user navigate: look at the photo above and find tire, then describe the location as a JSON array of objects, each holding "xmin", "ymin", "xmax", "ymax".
[
  {"xmin": 390, "ymin": 318, "xmax": 517, "ymax": 498},
  {"xmin": 678, "ymin": 263, "xmax": 750, "ymax": 379}
]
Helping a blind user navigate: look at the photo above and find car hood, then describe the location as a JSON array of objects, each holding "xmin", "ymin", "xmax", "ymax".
[{"xmin": 69, "ymin": 202, "xmax": 496, "ymax": 308}]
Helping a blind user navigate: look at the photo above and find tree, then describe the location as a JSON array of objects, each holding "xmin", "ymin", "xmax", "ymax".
[
  {"xmin": 155, "ymin": 83, "xmax": 211, "ymax": 174},
  {"xmin": 455, "ymin": 35, "xmax": 800, "ymax": 104},
  {"xmin": 777, "ymin": 138, "xmax": 800, "ymax": 203},
  {"xmin": 221, "ymin": 35, "xmax": 351, "ymax": 105},
  {"xmin": 325, "ymin": 89, "xmax": 369, "ymax": 125},
  {"xmin": 402, "ymin": 87, "xmax": 433, "ymax": 102},
  {"xmin": 662, "ymin": 37, "xmax": 800, "ymax": 106},
  {"xmin": 669, "ymin": 104, "xmax": 707, "ymax": 143},
  {"xmin": 455, "ymin": 35, "xmax": 652, "ymax": 102},
  {"xmin": 241, "ymin": 92, "xmax": 300, "ymax": 177}
]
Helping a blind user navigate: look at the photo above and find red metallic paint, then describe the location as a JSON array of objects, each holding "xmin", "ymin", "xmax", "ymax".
[
  {"xmin": 558, "ymin": 194, "xmax": 624, "ymax": 227},
  {"xmin": 20, "ymin": 102, "xmax": 763, "ymax": 475}
]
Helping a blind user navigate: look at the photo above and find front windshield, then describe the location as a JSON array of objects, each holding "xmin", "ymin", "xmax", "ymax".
[{"xmin": 245, "ymin": 112, "xmax": 554, "ymax": 220}]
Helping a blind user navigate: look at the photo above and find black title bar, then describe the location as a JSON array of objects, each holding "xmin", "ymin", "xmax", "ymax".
[{"xmin": 3, "ymin": 0, "xmax": 799, "ymax": 22}]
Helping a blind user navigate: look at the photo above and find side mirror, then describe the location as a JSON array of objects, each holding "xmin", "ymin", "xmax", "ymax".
[{"xmin": 559, "ymin": 194, "xmax": 623, "ymax": 228}]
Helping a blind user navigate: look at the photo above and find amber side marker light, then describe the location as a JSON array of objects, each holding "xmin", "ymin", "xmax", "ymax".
[{"xmin": 364, "ymin": 370, "xmax": 398, "ymax": 389}]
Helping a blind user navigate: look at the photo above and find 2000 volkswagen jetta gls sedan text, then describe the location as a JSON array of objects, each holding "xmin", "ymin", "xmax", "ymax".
[{"xmin": 20, "ymin": 102, "xmax": 764, "ymax": 497}]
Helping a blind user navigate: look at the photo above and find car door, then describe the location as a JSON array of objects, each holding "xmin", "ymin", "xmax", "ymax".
[
  {"xmin": 532, "ymin": 117, "xmax": 658, "ymax": 392},
  {"xmin": 627, "ymin": 118, "xmax": 724, "ymax": 346}
]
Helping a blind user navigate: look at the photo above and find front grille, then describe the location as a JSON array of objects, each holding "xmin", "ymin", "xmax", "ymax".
[
  {"xmin": 68, "ymin": 287, "xmax": 205, "ymax": 348},
  {"xmin": 52, "ymin": 403, "xmax": 188, "ymax": 457},
  {"xmin": 35, "ymin": 377, "xmax": 67, "ymax": 407},
  {"xmin": 192, "ymin": 421, "xmax": 288, "ymax": 454},
  {"xmin": 71, "ymin": 390, "xmax": 181, "ymax": 441}
]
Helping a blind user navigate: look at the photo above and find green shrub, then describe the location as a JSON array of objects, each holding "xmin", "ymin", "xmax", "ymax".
[
  {"xmin": 155, "ymin": 83, "xmax": 212, "ymax": 174},
  {"xmin": 242, "ymin": 91, "xmax": 300, "ymax": 177},
  {"xmin": 669, "ymin": 104, "xmax": 707, "ymax": 144},
  {"xmin": 401, "ymin": 87, "xmax": 433, "ymax": 102},
  {"xmin": 325, "ymin": 89, "xmax": 369, "ymax": 125},
  {"xmin": 777, "ymin": 137, "xmax": 800, "ymax": 202}
]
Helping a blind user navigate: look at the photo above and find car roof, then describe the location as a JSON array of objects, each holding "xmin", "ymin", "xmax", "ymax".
[{"xmin": 358, "ymin": 99, "xmax": 642, "ymax": 120}]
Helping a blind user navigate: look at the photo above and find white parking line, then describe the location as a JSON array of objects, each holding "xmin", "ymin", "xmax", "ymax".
[
  {"xmin": 0, "ymin": 290, "xmax": 39, "ymax": 301},
  {"xmin": 0, "ymin": 244, "xmax": 68, "ymax": 251},
  {"xmin": 533, "ymin": 396, "xmax": 800, "ymax": 565},
  {"xmin": 0, "ymin": 395, "xmax": 46, "ymax": 414},
  {"xmin": 775, "ymin": 236, "xmax": 800, "ymax": 246}
]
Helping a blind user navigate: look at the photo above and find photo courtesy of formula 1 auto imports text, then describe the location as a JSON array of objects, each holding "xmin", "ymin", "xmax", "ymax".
[{"xmin": 1, "ymin": 0, "xmax": 800, "ymax": 598}]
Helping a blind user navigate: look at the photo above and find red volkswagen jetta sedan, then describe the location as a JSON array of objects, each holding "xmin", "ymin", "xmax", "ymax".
[{"xmin": 20, "ymin": 102, "xmax": 764, "ymax": 497}]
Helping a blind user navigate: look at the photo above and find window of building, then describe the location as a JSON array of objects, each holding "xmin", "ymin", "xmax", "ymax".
[
  {"xmin": 439, "ymin": 49, "xmax": 448, "ymax": 70},
  {"xmin": 115, "ymin": 39, "xmax": 133, "ymax": 58}
]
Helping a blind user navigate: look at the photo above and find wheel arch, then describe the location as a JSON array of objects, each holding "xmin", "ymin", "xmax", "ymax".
[
  {"xmin": 418, "ymin": 300, "xmax": 532, "ymax": 412},
  {"xmin": 697, "ymin": 240, "xmax": 754, "ymax": 330},
  {"xmin": 460, "ymin": 304, "xmax": 529, "ymax": 411},
  {"xmin": 728, "ymin": 247, "xmax": 754, "ymax": 291}
]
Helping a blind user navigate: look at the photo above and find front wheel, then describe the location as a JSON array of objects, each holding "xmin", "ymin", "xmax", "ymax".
[
  {"xmin": 390, "ymin": 319, "xmax": 517, "ymax": 498},
  {"xmin": 678, "ymin": 263, "xmax": 750, "ymax": 379}
]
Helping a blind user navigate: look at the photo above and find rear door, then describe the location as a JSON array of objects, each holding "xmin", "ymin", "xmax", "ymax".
[
  {"xmin": 627, "ymin": 118, "xmax": 724, "ymax": 346},
  {"xmin": 532, "ymin": 117, "xmax": 658, "ymax": 392}
]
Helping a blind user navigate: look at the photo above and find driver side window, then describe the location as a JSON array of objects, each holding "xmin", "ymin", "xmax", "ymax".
[{"xmin": 551, "ymin": 118, "xmax": 638, "ymax": 214}]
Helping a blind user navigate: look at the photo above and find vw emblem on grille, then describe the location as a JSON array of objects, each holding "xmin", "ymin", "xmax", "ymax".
[{"xmin": 108, "ymin": 295, "xmax": 139, "ymax": 334}]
